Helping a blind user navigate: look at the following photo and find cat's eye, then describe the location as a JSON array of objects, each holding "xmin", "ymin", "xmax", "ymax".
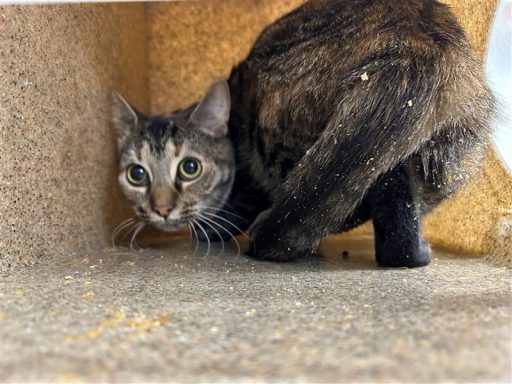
[
  {"xmin": 178, "ymin": 158, "xmax": 202, "ymax": 181},
  {"xmin": 127, "ymin": 164, "xmax": 149, "ymax": 186}
]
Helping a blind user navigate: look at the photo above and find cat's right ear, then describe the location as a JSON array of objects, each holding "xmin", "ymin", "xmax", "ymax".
[
  {"xmin": 188, "ymin": 79, "xmax": 231, "ymax": 139},
  {"xmin": 112, "ymin": 92, "xmax": 139, "ymax": 149}
]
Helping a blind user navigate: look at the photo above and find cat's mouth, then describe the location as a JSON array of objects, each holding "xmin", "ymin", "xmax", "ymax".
[
  {"xmin": 148, "ymin": 217, "xmax": 193, "ymax": 232},
  {"xmin": 137, "ymin": 205, "xmax": 237, "ymax": 238},
  {"xmin": 135, "ymin": 205, "xmax": 199, "ymax": 231}
]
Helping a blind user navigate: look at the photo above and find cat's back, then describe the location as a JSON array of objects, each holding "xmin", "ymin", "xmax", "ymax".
[
  {"xmin": 232, "ymin": 0, "xmax": 475, "ymax": 139},
  {"xmin": 228, "ymin": 0, "xmax": 492, "ymax": 191},
  {"xmin": 249, "ymin": 0, "xmax": 467, "ymax": 65},
  {"xmin": 233, "ymin": 0, "xmax": 484, "ymax": 127}
]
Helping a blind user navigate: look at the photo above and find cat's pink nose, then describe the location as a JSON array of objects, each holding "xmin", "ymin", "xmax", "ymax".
[{"xmin": 153, "ymin": 204, "xmax": 173, "ymax": 218}]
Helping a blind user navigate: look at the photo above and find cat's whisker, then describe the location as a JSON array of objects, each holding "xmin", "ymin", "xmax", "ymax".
[
  {"xmin": 133, "ymin": 234, "xmax": 143, "ymax": 250},
  {"xmin": 195, "ymin": 216, "xmax": 225, "ymax": 256},
  {"xmin": 129, "ymin": 222, "xmax": 145, "ymax": 252},
  {"xmin": 127, "ymin": 222, "xmax": 140, "ymax": 251},
  {"xmin": 193, "ymin": 219, "xmax": 211, "ymax": 258},
  {"xmin": 202, "ymin": 212, "xmax": 250, "ymax": 240},
  {"xmin": 112, "ymin": 218, "xmax": 135, "ymax": 242},
  {"xmin": 207, "ymin": 197, "xmax": 241, "ymax": 214},
  {"xmin": 120, "ymin": 221, "xmax": 141, "ymax": 245},
  {"xmin": 197, "ymin": 213, "xmax": 241, "ymax": 258},
  {"xmin": 112, "ymin": 218, "xmax": 136, "ymax": 247},
  {"xmin": 188, "ymin": 221, "xmax": 199, "ymax": 255},
  {"xmin": 200, "ymin": 206, "xmax": 245, "ymax": 220}
]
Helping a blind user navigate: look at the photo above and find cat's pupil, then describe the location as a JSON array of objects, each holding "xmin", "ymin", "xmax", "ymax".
[
  {"xmin": 130, "ymin": 166, "xmax": 146, "ymax": 181},
  {"xmin": 182, "ymin": 160, "xmax": 198, "ymax": 175}
]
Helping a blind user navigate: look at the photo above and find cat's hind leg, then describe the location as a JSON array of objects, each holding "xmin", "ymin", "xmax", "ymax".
[{"xmin": 247, "ymin": 50, "xmax": 493, "ymax": 264}]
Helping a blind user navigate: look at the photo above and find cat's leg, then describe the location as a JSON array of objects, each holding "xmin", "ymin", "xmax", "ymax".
[
  {"xmin": 370, "ymin": 166, "xmax": 430, "ymax": 267},
  {"xmin": 330, "ymin": 168, "xmax": 431, "ymax": 268},
  {"xmin": 369, "ymin": 108, "xmax": 493, "ymax": 267},
  {"xmin": 332, "ymin": 199, "xmax": 372, "ymax": 233}
]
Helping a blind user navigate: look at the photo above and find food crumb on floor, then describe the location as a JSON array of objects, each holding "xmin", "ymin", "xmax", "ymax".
[{"xmin": 82, "ymin": 291, "xmax": 96, "ymax": 300}]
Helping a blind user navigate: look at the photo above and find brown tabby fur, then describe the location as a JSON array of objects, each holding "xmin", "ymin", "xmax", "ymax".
[{"xmin": 115, "ymin": 0, "xmax": 495, "ymax": 267}]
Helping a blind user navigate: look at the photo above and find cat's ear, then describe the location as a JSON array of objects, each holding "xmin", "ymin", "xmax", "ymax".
[
  {"xmin": 189, "ymin": 79, "xmax": 230, "ymax": 139},
  {"xmin": 112, "ymin": 92, "xmax": 140, "ymax": 148}
]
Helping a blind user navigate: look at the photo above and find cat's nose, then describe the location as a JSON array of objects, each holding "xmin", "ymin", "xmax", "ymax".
[{"xmin": 153, "ymin": 204, "xmax": 174, "ymax": 218}]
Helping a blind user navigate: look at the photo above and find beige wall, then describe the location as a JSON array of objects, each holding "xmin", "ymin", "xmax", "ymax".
[
  {"xmin": 148, "ymin": 0, "xmax": 511, "ymax": 261},
  {"xmin": 0, "ymin": 4, "xmax": 148, "ymax": 274}
]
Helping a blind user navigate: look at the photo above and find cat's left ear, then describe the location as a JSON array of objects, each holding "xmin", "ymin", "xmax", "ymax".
[
  {"xmin": 189, "ymin": 79, "xmax": 231, "ymax": 139},
  {"xmin": 112, "ymin": 92, "xmax": 140, "ymax": 149}
]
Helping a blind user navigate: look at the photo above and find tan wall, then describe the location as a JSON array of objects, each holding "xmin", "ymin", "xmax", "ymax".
[
  {"xmin": 148, "ymin": 0, "xmax": 303, "ymax": 114},
  {"xmin": 148, "ymin": 0, "xmax": 511, "ymax": 261},
  {"xmin": 0, "ymin": 4, "xmax": 148, "ymax": 274}
]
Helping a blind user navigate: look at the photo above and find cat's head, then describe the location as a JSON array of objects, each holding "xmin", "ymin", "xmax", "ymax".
[{"xmin": 113, "ymin": 80, "xmax": 235, "ymax": 232}]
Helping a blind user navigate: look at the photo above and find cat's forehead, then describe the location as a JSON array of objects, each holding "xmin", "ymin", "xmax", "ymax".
[
  {"xmin": 141, "ymin": 116, "xmax": 180, "ymax": 153},
  {"xmin": 131, "ymin": 106, "xmax": 221, "ymax": 159},
  {"xmin": 139, "ymin": 138, "xmax": 183, "ymax": 162}
]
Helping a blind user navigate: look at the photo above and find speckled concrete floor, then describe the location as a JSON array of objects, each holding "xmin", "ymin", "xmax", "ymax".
[{"xmin": 0, "ymin": 234, "xmax": 510, "ymax": 383}]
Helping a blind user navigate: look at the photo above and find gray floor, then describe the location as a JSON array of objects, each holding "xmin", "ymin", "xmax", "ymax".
[{"xmin": 0, "ymin": 234, "xmax": 511, "ymax": 383}]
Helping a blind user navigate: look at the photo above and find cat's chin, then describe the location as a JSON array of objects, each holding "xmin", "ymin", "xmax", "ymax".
[{"xmin": 150, "ymin": 220, "xmax": 188, "ymax": 233}]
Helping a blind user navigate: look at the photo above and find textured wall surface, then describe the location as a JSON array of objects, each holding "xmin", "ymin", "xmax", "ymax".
[
  {"xmin": 0, "ymin": 4, "xmax": 148, "ymax": 274},
  {"xmin": 148, "ymin": 0, "xmax": 511, "ymax": 261},
  {"xmin": 148, "ymin": 0, "xmax": 303, "ymax": 114}
]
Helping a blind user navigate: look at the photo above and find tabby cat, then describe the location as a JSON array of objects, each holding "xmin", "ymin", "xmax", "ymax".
[{"xmin": 114, "ymin": 0, "xmax": 495, "ymax": 267}]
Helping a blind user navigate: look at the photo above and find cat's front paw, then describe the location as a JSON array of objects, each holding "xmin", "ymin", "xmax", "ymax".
[{"xmin": 247, "ymin": 227, "xmax": 315, "ymax": 262}]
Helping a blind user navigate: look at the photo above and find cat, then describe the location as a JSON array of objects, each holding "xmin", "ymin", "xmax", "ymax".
[
  {"xmin": 114, "ymin": 0, "xmax": 495, "ymax": 268},
  {"xmin": 113, "ymin": 82, "xmax": 236, "ymax": 238}
]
